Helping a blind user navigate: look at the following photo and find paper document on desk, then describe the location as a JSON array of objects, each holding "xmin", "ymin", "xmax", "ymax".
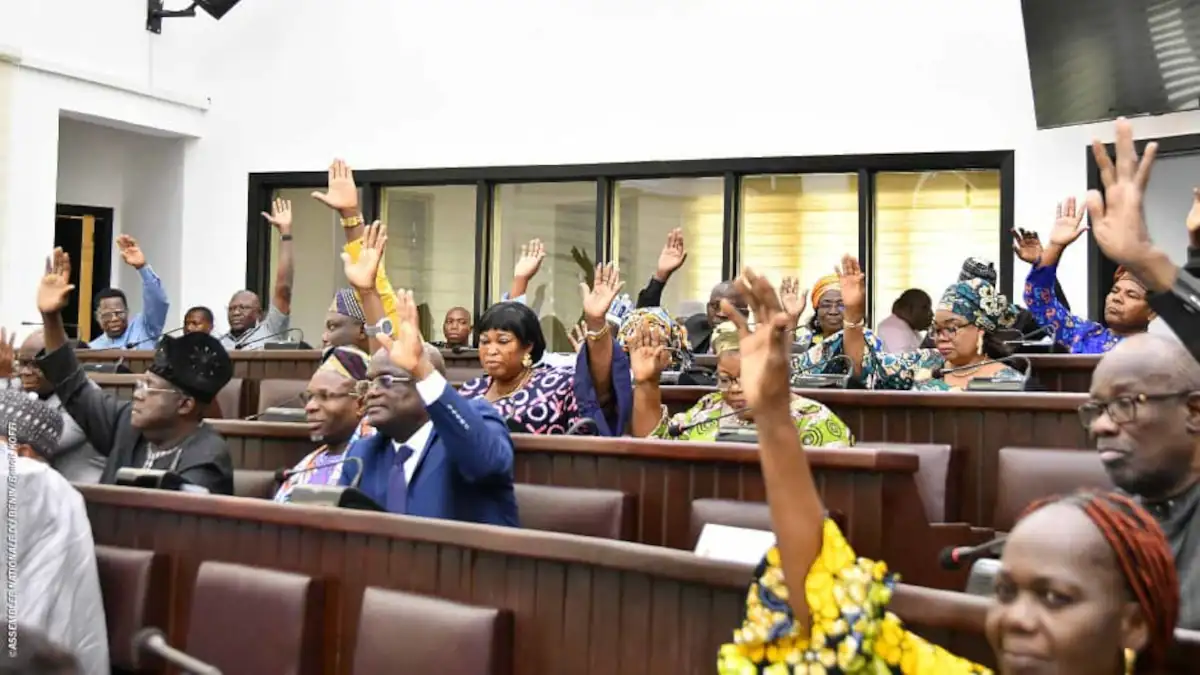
[{"xmin": 694, "ymin": 524, "xmax": 775, "ymax": 565}]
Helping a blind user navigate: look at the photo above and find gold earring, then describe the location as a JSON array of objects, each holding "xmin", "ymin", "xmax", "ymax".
[
  {"xmin": 976, "ymin": 332, "xmax": 984, "ymax": 355},
  {"xmin": 1124, "ymin": 647, "xmax": 1136, "ymax": 675},
  {"xmin": 521, "ymin": 353, "xmax": 533, "ymax": 369}
]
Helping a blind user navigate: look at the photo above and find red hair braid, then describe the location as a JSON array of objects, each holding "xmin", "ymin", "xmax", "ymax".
[{"xmin": 1020, "ymin": 491, "xmax": 1179, "ymax": 671}]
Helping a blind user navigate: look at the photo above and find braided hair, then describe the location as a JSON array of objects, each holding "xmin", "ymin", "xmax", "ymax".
[{"xmin": 1020, "ymin": 491, "xmax": 1179, "ymax": 672}]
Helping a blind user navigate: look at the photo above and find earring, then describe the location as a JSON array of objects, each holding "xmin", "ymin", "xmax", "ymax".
[
  {"xmin": 1124, "ymin": 647, "xmax": 1136, "ymax": 675},
  {"xmin": 521, "ymin": 353, "xmax": 533, "ymax": 369},
  {"xmin": 976, "ymin": 332, "xmax": 984, "ymax": 355}
]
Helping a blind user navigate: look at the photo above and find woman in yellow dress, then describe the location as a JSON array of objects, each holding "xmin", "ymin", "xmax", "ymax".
[{"xmin": 717, "ymin": 268, "xmax": 1180, "ymax": 675}]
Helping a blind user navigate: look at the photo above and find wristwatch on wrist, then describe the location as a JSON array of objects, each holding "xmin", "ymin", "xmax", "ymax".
[
  {"xmin": 365, "ymin": 317, "xmax": 394, "ymax": 337},
  {"xmin": 1172, "ymin": 270, "xmax": 1200, "ymax": 313}
]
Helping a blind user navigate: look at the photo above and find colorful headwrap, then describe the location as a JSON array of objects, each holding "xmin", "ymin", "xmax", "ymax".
[
  {"xmin": 329, "ymin": 288, "xmax": 367, "ymax": 323},
  {"xmin": 937, "ymin": 278, "xmax": 1020, "ymax": 333},
  {"xmin": 318, "ymin": 346, "xmax": 371, "ymax": 381},
  {"xmin": 710, "ymin": 321, "xmax": 740, "ymax": 356},
  {"xmin": 616, "ymin": 307, "xmax": 692, "ymax": 371},
  {"xmin": 810, "ymin": 274, "xmax": 841, "ymax": 308}
]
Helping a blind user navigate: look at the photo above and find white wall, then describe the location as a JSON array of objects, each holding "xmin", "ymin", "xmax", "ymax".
[{"xmin": 6, "ymin": 0, "xmax": 1200, "ymax": 327}]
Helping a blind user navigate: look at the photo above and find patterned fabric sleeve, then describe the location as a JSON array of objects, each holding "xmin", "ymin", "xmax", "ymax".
[
  {"xmin": 717, "ymin": 519, "xmax": 991, "ymax": 674},
  {"xmin": 1023, "ymin": 264, "xmax": 1110, "ymax": 352},
  {"xmin": 860, "ymin": 349, "xmax": 944, "ymax": 390},
  {"xmin": 649, "ymin": 392, "xmax": 723, "ymax": 439},
  {"xmin": 790, "ymin": 330, "xmax": 883, "ymax": 385},
  {"xmin": 790, "ymin": 398, "xmax": 853, "ymax": 448}
]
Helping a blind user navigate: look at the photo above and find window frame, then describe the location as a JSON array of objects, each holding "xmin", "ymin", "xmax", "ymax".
[{"xmin": 247, "ymin": 150, "xmax": 1014, "ymax": 323}]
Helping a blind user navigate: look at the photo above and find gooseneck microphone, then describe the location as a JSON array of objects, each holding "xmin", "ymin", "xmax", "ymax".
[
  {"xmin": 565, "ymin": 417, "xmax": 600, "ymax": 435},
  {"xmin": 790, "ymin": 354, "xmax": 854, "ymax": 389},
  {"xmin": 234, "ymin": 327, "xmax": 306, "ymax": 350},
  {"xmin": 939, "ymin": 537, "xmax": 1006, "ymax": 570},
  {"xmin": 124, "ymin": 326, "xmax": 186, "ymax": 349},
  {"xmin": 667, "ymin": 406, "xmax": 751, "ymax": 437},
  {"xmin": 930, "ymin": 355, "xmax": 1032, "ymax": 391},
  {"xmin": 274, "ymin": 455, "xmax": 364, "ymax": 488},
  {"xmin": 134, "ymin": 627, "xmax": 222, "ymax": 675}
]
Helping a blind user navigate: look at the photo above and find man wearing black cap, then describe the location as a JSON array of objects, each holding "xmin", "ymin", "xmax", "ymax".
[{"xmin": 32, "ymin": 248, "xmax": 235, "ymax": 494}]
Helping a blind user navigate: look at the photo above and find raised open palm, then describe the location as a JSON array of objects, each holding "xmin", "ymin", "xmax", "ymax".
[
  {"xmin": 116, "ymin": 234, "xmax": 145, "ymax": 268},
  {"xmin": 628, "ymin": 325, "xmax": 669, "ymax": 384},
  {"xmin": 581, "ymin": 263, "xmax": 624, "ymax": 323},
  {"xmin": 779, "ymin": 276, "xmax": 808, "ymax": 327},
  {"xmin": 340, "ymin": 221, "xmax": 387, "ymax": 290},
  {"xmin": 1010, "ymin": 228, "xmax": 1044, "ymax": 265},
  {"xmin": 1085, "ymin": 118, "xmax": 1159, "ymax": 267},
  {"xmin": 835, "ymin": 255, "xmax": 866, "ymax": 316},
  {"xmin": 513, "ymin": 239, "xmax": 546, "ymax": 280},
  {"xmin": 376, "ymin": 289, "xmax": 426, "ymax": 373},
  {"xmin": 1048, "ymin": 197, "xmax": 1088, "ymax": 248},
  {"xmin": 655, "ymin": 228, "xmax": 687, "ymax": 279},
  {"xmin": 723, "ymin": 269, "xmax": 792, "ymax": 409},
  {"xmin": 38, "ymin": 248, "xmax": 75, "ymax": 315},
  {"xmin": 311, "ymin": 159, "xmax": 359, "ymax": 213},
  {"xmin": 262, "ymin": 198, "xmax": 293, "ymax": 231}
]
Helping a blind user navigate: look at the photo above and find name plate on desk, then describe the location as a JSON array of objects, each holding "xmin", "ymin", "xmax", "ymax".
[
  {"xmin": 714, "ymin": 429, "xmax": 758, "ymax": 444},
  {"xmin": 966, "ymin": 378, "xmax": 1027, "ymax": 392},
  {"xmin": 694, "ymin": 524, "xmax": 775, "ymax": 565}
]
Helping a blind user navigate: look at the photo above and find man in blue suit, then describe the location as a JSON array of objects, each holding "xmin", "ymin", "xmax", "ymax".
[{"xmin": 339, "ymin": 290, "xmax": 519, "ymax": 527}]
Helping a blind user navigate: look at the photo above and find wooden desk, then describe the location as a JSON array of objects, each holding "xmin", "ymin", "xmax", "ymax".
[
  {"xmin": 77, "ymin": 349, "xmax": 322, "ymax": 379},
  {"xmin": 210, "ymin": 421, "xmax": 988, "ymax": 589}
]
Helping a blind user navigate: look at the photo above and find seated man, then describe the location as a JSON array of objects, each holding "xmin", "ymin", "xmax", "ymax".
[
  {"xmin": 339, "ymin": 293, "xmax": 518, "ymax": 526},
  {"xmin": 183, "ymin": 306, "xmax": 215, "ymax": 335},
  {"xmin": 88, "ymin": 234, "xmax": 169, "ymax": 349},
  {"xmin": 37, "ymin": 248, "xmax": 236, "ymax": 494},
  {"xmin": 221, "ymin": 197, "xmax": 295, "ymax": 350},
  {"xmin": 15, "ymin": 330, "xmax": 106, "ymax": 483},
  {"xmin": 430, "ymin": 306, "xmax": 473, "ymax": 349},
  {"xmin": 274, "ymin": 346, "xmax": 373, "ymax": 502},
  {"xmin": 683, "ymin": 281, "xmax": 748, "ymax": 354},
  {"xmin": 0, "ymin": 391, "xmax": 108, "ymax": 675},
  {"xmin": 321, "ymin": 288, "xmax": 370, "ymax": 351}
]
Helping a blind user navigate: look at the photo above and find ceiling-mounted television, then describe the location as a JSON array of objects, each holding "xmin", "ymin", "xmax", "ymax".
[{"xmin": 1022, "ymin": 0, "xmax": 1200, "ymax": 129}]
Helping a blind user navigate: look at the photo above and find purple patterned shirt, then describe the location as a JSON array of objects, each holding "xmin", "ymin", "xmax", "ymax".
[{"xmin": 458, "ymin": 364, "xmax": 580, "ymax": 435}]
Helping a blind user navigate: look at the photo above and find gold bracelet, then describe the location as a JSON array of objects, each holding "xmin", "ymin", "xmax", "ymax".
[
  {"xmin": 340, "ymin": 214, "xmax": 365, "ymax": 228},
  {"xmin": 843, "ymin": 317, "xmax": 866, "ymax": 330},
  {"xmin": 585, "ymin": 323, "xmax": 610, "ymax": 341}
]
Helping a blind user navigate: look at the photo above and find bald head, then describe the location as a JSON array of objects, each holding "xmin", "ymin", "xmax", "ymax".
[
  {"xmin": 707, "ymin": 281, "xmax": 747, "ymax": 326},
  {"xmin": 1095, "ymin": 333, "xmax": 1200, "ymax": 393},
  {"xmin": 16, "ymin": 330, "xmax": 50, "ymax": 396},
  {"xmin": 19, "ymin": 330, "xmax": 44, "ymax": 354}
]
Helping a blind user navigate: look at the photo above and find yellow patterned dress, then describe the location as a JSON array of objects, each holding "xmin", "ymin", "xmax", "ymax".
[
  {"xmin": 718, "ymin": 520, "xmax": 992, "ymax": 674},
  {"xmin": 650, "ymin": 392, "xmax": 853, "ymax": 447}
]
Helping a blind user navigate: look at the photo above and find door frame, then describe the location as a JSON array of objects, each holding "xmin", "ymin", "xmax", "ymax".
[{"xmin": 55, "ymin": 204, "xmax": 114, "ymax": 342}]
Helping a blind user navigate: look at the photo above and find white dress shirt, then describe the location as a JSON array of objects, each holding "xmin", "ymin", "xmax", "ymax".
[
  {"xmin": 876, "ymin": 314, "xmax": 922, "ymax": 353},
  {"xmin": 388, "ymin": 370, "xmax": 448, "ymax": 483}
]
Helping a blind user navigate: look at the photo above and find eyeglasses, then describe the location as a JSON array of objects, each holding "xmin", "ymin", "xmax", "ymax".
[
  {"xmin": 301, "ymin": 382, "xmax": 368, "ymax": 403},
  {"xmin": 716, "ymin": 374, "xmax": 741, "ymax": 389},
  {"xmin": 1077, "ymin": 391, "xmax": 1196, "ymax": 428},
  {"xmin": 709, "ymin": 300, "xmax": 749, "ymax": 316},
  {"xmin": 134, "ymin": 379, "xmax": 183, "ymax": 396},
  {"xmin": 367, "ymin": 374, "xmax": 413, "ymax": 391},
  {"xmin": 929, "ymin": 323, "xmax": 970, "ymax": 339},
  {"xmin": 817, "ymin": 302, "xmax": 845, "ymax": 313},
  {"xmin": 227, "ymin": 304, "xmax": 258, "ymax": 313},
  {"xmin": 96, "ymin": 310, "xmax": 127, "ymax": 321},
  {"xmin": 15, "ymin": 359, "xmax": 38, "ymax": 374}
]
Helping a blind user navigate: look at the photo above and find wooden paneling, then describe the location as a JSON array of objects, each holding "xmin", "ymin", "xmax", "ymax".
[
  {"xmin": 211, "ymin": 421, "xmax": 989, "ymax": 590},
  {"xmin": 77, "ymin": 349, "xmax": 323, "ymax": 379}
]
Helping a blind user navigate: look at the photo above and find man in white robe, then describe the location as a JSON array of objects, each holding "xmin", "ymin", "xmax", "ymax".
[{"xmin": 0, "ymin": 390, "xmax": 108, "ymax": 674}]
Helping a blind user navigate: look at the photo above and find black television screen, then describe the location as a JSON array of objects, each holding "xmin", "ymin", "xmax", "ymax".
[{"xmin": 1022, "ymin": 0, "xmax": 1200, "ymax": 129}]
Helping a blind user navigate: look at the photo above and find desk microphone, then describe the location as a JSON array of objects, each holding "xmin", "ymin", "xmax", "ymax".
[
  {"xmin": 930, "ymin": 355, "xmax": 1032, "ymax": 391},
  {"xmin": 275, "ymin": 455, "xmax": 364, "ymax": 488},
  {"xmin": 124, "ymin": 326, "xmax": 186, "ymax": 350},
  {"xmin": 667, "ymin": 406, "xmax": 751, "ymax": 438},
  {"xmin": 20, "ymin": 320, "xmax": 79, "ymax": 328},
  {"xmin": 241, "ymin": 393, "xmax": 307, "ymax": 421},
  {"xmin": 565, "ymin": 417, "xmax": 600, "ymax": 435},
  {"xmin": 234, "ymin": 327, "xmax": 306, "ymax": 350},
  {"xmin": 939, "ymin": 537, "xmax": 1006, "ymax": 570},
  {"xmin": 134, "ymin": 627, "xmax": 222, "ymax": 675},
  {"xmin": 790, "ymin": 354, "xmax": 853, "ymax": 389}
]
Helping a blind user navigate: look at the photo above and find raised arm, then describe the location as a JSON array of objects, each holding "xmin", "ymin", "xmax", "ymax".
[
  {"xmin": 381, "ymin": 290, "xmax": 512, "ymax": 483},
  {"xmin": 628, "ymin": 325, "xmax": 671, "ymax": 437},
  {"xmin": 636, "ymin": 228, "xmax": 687, "ymax": 308},
  {"xmin": 117, "ymin": 235, "xmax": 168, "ymax": 338},
  {"xmin": 341, "ymin": 220, "xmax": 395, "ymax": 353},
  {"xmin": 508, "ymin": 239, "xmax": 545, "ymax": 302},
  {"xmin": 314, "ymin": 158, "xmax": 401, "ymax": 328},
  {"xmin": 578, "ymin": 263, "xmax": 624, "ymax": 409},
  {"xmin": 35, "ymin": 249, "xmax": 127, "ymax": 456},
  {"xmin": 836, "ymin": 255, "xmax": 869, "ymax": 378},
  {"xmin": 1014, "ymin": 200, "xmax": 1098, "ymax": 349},
  {"xmin": 724, "ymin": 268, "xmax": 824, "ymax": 631},
  {"xmin": 261, "ymin": 197, "xmax": 295, "ymax": 315}
]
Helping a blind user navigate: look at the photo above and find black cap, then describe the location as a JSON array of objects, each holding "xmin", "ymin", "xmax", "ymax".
[{"xmin": 148, "ymin": 332, "xmax": 232, "ymax": 403}]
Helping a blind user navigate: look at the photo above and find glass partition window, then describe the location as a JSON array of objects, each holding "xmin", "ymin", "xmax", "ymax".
[
  {"xmin": 380, "ymin": 185, "xmax": 478, "ymax": 340},
  {"xmin": 872, "ymin": 170, "xmax": 1001, "ymax": 324},
  {"xmin": 614, "ymin": 177, "xmax": 724, "ymax": 318},
  {"xmin": 267, "ymin": 187, "xmax": 351, "ymax": 347},
  {"xmin": 740, "ymin": 173, "xmax": 860, "ymax": 294},
  {"xmin": 492, "ymin": 182, "xmax": 597, "ymax": 352}
]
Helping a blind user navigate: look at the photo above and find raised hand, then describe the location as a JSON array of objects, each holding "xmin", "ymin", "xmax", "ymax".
[
  {"xmin": 722, "ymin": 269, "xmax": 792, "ymax": 411},
  {"xmin": 655, "ymin": 228, "xmax": 688, "ymax": 281},
  {"xmin": 628, "ymin": 325, "xmax": 669, "ymax": 385},
  {"xmin": 0, "ymin": 328, "xmax": 14, "ymax": 379},
  {"xmin": 1048, "ymin": 197, "xmax": 1089, "ymax": 249},
  {"xmin": 311, "ymin": 159, "xmax": 360, "ymax": 215},
  {"xmin": 116, "ymin": 235, "xmax": 146, "ymax": 269},
  {"xmin": 340, "ymin": 221, "xmax": 387, "ymax": 291},
  {"xmin": 581, "ymin": 262, "xmax": 625, "ymax": 329},
  {"xmin": 1010, "ymin": 228, "xmax": 1044, "ymax": 265},
  {"xmin": 1085, "ymin": 118, "xmax": 1161, "ymax": 271},
  {"xmin": 1186, "ymin": 188, "xmax": 1200, "ymax": 248},
  {"xmin": 835, "ymin": 255, "xmax": 866, "ymax": 320},
  {"xmin": 513, "ymin": 239, "xmax": 546, "ymax": 281},
  {"xmin": 568, "ymin": 321, "xmax": 587, "ymax": 354},
  {"xmin": 37, "ymin": 248, "xmax": 75, "ymax": 315},
  {"xmin": 376, "ymin": 289, "xmax": 430, "ymax": 377},
  {"xmin": 261, "ymin": 197, "xmax": 293, "ymax": 234},
  {"xmin": 779, "ymin": 276, "xmax": 808, "ymax": 327}
]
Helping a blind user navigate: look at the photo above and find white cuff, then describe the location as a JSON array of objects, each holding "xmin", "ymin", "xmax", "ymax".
[{"xmin": 414, "ymin": 370, "xmax": 448, "ymax": 406}]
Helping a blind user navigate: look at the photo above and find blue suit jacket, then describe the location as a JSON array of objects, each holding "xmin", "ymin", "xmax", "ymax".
[{"xmin": 339, "ymin": 382, "xmax": 519, "ymax": 527}]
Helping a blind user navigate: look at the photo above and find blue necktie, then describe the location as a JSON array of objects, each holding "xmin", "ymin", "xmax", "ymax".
[{"xmin": 386, "ymin": 444, "xmax": 414, "ymax": 514}]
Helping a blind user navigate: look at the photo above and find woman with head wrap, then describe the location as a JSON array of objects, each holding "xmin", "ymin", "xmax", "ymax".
[
  {"xmin": 273, "ymin": 346, "xmax": 374, "ymax": 502},
  {"xmin": 789, "ymin": 273, "xmax": 883, "ymax": 352},
  {"xmin": 833, "ymin": 255, "xmax": 1022, "ymax": 390},
  {"xmin": 626, "ymin": 314, "xmax": 852, "ymax": 445}
]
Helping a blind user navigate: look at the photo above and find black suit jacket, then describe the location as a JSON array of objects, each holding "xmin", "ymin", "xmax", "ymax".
[{"xmin": 37, "ymin": 345, "xmax": 234, "ymax": 494}]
